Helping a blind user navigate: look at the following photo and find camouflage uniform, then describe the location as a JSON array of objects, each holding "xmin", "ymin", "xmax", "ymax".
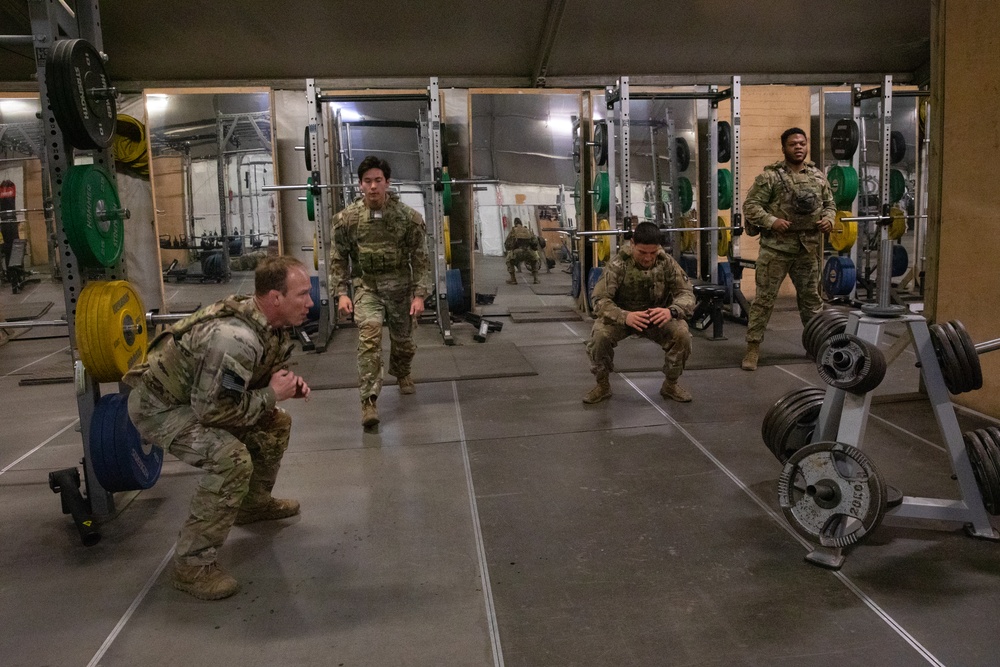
[
  {"xmin": 330, "ymin": 193, "xmax": 431, "ymax": 401},
  {"xmin": 504, "ymin": 226, "xmax": 540, "ymax": 275},
  {"xmin": 586, "ymin": 248, "xmax": 696, "ymax": 381},
  {"xmin": 124, "ymin": 296, "xmax": 294, "ymax": 566},
  {"xmin": 743, "ymin": 161, "xmax": 836, "ymax": 343}
]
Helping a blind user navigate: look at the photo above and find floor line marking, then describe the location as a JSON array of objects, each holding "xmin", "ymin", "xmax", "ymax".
[
  {"xmin": 2, "ymin": 344, "xmax": 70, "ymax": 378},
  {"xmin": 0, "ymin": 417, "xmax": 79, "ymax": 476},
  {"xmin": 86, "ymin": 545, "xmax": 175, "ymax": 667},
  {"xmin": 452, "ymin": 381, "xmax": 504, "ymax": 667},
  {"xmin": 621, "ymin": 373, "xmax": 944, "ymax": 667}
]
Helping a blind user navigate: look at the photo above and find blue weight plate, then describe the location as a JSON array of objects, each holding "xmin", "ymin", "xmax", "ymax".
[
  {"xmin": 91, "ymin": 393, "xmax": 126, "ymax": 492},
  {"xmin": 307, "ymin": 275, "xmax": 321, "ymax": 321},
  {"xmin": 446, "ymin": 268, "xmax": 465, "ymax": 314},
  {"xmin": 823, "ymin": 255, "xmax": 856, "ymax": 297},
  {"xmin": 113, "ymin": 393, "xmax": 162, "ymax": 490},
  {"xmin": 891, "ymin": 244, "xmax": 908, "ymax": 278},
  {"xmin": 718, "ymin": 261, "xmax": 733, "ymax": 303},
  {"xmin": 586, "ymin": 267, "xmax": 603, "ymax": 309}
]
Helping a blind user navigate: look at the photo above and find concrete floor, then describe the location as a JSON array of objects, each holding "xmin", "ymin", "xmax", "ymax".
[{"xmin": 1, "ymin": 257, "xmax": 999, "ymax": 667}]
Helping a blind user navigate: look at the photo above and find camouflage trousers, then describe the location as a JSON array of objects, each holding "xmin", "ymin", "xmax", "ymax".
[
  {"xmin": 506, "ymin": 248, "xmax": 540, "ymax": 274},
  {"xmin": 746, "ymin": 244, "xmax": 822, "ymax": 344},
  {"xmin": 128, "ymin": 392, "xmax": 291, "ymax": 565},
  {"xmin": 354, "ymin": 286, "xmax": 416, "ymax": 401},
  {"xmin": 586, "ymin": 318, "xmax": 692, "ymax": 381}
]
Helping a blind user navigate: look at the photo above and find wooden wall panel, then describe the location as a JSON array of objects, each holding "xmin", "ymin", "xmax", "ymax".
[
  {"xmin": 150, "ymin": 156, "xmax": 190, "ymax": 267},
  {"xmin": 927, "ymin": 0, "xmax": 1000, "ymax": 417}
]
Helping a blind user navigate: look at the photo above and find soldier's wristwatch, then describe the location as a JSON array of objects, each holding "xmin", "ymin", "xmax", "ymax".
[{"xmin": 668, "ymin": 306, "xmax": 681, "ymax": 320}]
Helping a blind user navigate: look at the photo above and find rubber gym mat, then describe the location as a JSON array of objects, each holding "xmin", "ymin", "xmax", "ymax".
[
  {"xmin": 16, "ymin": 360, "xmax": 73, "ymax": 385},
  {"xmin": 295, "ymin": 341, "xmax": 537, "ymax": 390},
  {"xmin": 1, "ymin": 301, "xmax": 54, "ymax": 321},
  {"xmin": 529, "ymin": 284, "xmax": 572, "ymax": 295},
  {"xmin": 509, "ymin": 307, "xmax": 583, "ymax": 323}
]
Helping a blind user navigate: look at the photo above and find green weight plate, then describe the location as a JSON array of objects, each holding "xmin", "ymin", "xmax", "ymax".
[
  {"xmin": 717, "ymin": 168, "xmax": 733, "ymax": 210},
  {"xmin": 306, "ymin": 176, "xmax": 315, "ymax": 222},
  {"xmin": 441, "ymin": 172, "xmax": 452, "ymax": 215},
  {"xmin": 592, "ymin": 171, "xmax": 610, "ymax": 215},
  {"xmin": 889, "ymin": 169, "xmax": 906, "ymax": 204},
  {"xmin": 677, "ymin": 176, "xmax": 693, "ymax": 213},
  {"xmin": 573, "ymin": 178, "xmax": 581, "ymax": 210},
  {"xmin": 827, "ymin": 165, "xmax": 858, "ymax": 210},
  {"xmin": 62, "ymin": 165, "xmax": 125, "ymax": 268},
  {"xmin": 47, "ymin": 39, "xmax": 117, "ymax": 150}
]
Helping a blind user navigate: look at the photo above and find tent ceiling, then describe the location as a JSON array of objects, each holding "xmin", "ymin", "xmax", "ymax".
[{"xmin": 0, "ymin": 0, "xmax": 931, "ymax": 89}]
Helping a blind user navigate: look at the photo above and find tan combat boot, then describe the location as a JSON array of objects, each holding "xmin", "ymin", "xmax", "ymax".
[
  {"xmin": 532, "ymin": 272, "xmax": 539, "ymax": 284},
  {"xmin": 506, "ymin": 271, "xmax": 517, "ymax": 285},
  {"xmin": 660, "ymin": 379, "xmax": 693, "ymax": 403},
  {"xmin": 582, "ymin": 375, "xmax": 612, "ymax": 404},
  {"xmin": 234, "ymin": 498, "xmax": 301, "ymax": 526},
  {"xmin": 741, "ymin": 342, "xmax": 760, "ymax": 371},
  {"xmin": 361, "ymin": 396, "xmax": 380, "ymax": 428},
  {"xmin": 172, "ymin": 562, "xmax": 239, "ymax": 600},
  {"xmin": 397, "ymin": 375, "xmax": 416, "ymax": 395}
]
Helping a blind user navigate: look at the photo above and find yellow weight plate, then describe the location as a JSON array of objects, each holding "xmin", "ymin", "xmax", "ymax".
[
  {"xmin": 596, "ymin": 218, "xmax": 611, "ymax": 262},
  {"xmin": 829, "ymin": 211, "xmax": 858, "ymax": 252},
  {"xmin": 717, "ymin": 216, "xmax": 731, "ymax": 256},
  {"xmin": 888, "ymin": 206, "xmax": 906, "ymax": 241},
  {"xmin": 76, "ymin": 280, "xmax": 147, "ymax": 382},
  {"xmin": 76, "ymin": 282, "xmax": 110, "ymax": 380},
  {"xmin": 443, "ymin": 216, "xmax": 452, "ymax": 265},
  {"xmin": 681, "ymin": 213, "xmax": 698, "ymax": 253}
]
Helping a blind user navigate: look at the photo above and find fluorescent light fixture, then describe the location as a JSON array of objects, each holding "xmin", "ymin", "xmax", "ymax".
[
  {"xmin": 0, "ymin": 99, "xmax": 36, "ymax": 114},
  {"xmin": 146, "ymin": 94, "xmax": 169, "ymax": 113},
  {"xmin": 329, "ymin": 103, "xmax": 362, "ymax": 123}
]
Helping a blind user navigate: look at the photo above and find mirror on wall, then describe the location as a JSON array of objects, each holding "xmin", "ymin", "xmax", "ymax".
[
  {"xmin": 145, "ymin": 88, "xmax": 279, "ymax": 282},
  {"xmin": 470, "ymin": 91, "xmax": 580, "ymax": 303},
  {"xmin": 0, "ymin": 95, "xmax": 54, "ymax": 278}
]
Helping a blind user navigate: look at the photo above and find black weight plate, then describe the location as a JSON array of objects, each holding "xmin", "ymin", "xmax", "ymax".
[
  {"xmin": 942, "ymin": 322, "xmax": 978, "ymax": 394},
  {"xmin": 773, "ymin": 392, "xmax": 826, "ymax": 463},
  {"xmin": 808, "ymin": 311, "xmax": 849, "ymax": 361},
  {"xmin": 303, "ymin": 126, "xmax": 312, "ymax": 171},
  {"xmin": 964, "ymin": 430, "xmax": 998, "ymax": 514},
  {"xmin": 573, "ymin": 149, "xmax": 581, "ymax": 174},
  {"xmin": 889, "ymin": 130, "xmax": 906, "ymax": 164},
  {"xmin": 762, "ymin": 387, "xmax": 823, "ymax": 456},
  {"xmin": 717, "ymin": 121, "xmax": 732, "ymax": 163},
  {"xmin": 950, "ymin": 320, "xmax": 983, "ymax": 391},
  {"xmin": 816, "ymin": 334, "xmax": 886, "ymax": 394},
  {"xmin": 593, "ymin": 122, "xmax": 608, "ymax": 166},
  {"xmin": 977, "ymin": 428, "xmax": 1000, "ymax": 515},
  {"xmin": 852, "ymin": 343, "xmax": 887, "ymax": 394},
  {"xmin": 48, "ymin": 39, "xmax": 117, "ymax": 150},
  {"xmin": 930, "ymin": 323, "xmax": 964, "ymax": 393},
  {"xmin": 675, "ymin": 137, "xmax": 690, "ymax": 172},
  {"xmin": 766, "ymin": 388, "xmax": 825, "ymax": 460},
  {"xmin": 830, "ymin": 119, "xmax": 860, "ymax": 161},
  {"xmin": 571, "ymin": 260, "xmax": 581, "ymax": 298}
]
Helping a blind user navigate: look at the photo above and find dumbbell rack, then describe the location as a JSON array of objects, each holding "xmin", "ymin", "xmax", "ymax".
[{"xmin": 804, "ymin": 311, "xmax": 998, "ymax": 569}]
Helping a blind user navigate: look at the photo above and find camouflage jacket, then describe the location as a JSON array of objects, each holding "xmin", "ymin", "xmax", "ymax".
[
  {"xmin": 743, "ymin": 160, "xmax": 836, "ymax": 254},
  {"xmin": 124, "ymin": 296, "xmax": 293, "ymax": 436},
  {"xmin": 330, "ymin": 193, "xmax": 432, "ymax": 298},
  {"xmin": 591, "ymin": 248, "xmax": 696, "ymax": 325},
  {"xmin": 504, "ymin": 226, "xmax": 538, "ymax": 252}
]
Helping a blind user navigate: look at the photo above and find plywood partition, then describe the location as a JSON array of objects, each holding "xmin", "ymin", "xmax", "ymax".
[
  {"xmin": 150, "ymin": 155, "xmax": 189, "ymax": 268},
  {"xmin": 926, "ymin": 0, "xmax": 1000, "ymax": 417}
]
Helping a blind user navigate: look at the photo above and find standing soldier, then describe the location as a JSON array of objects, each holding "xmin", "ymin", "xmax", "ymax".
[
  {"xmin": 583, "ymin": 222, "xmax": 696, "ymax": 404},
  {"xmin": 503, "ymin": 218, "xmax": 541, "ymax": 285},
  {"xmin": 125, "ymin": 256, "xmax": 314, "ymax": 600},
  {"xmin": 331, "ymin": 156, "xmax": 432, "ymax": 428},
  {"xmin": 741, "ymin": 127, "xmax": 836, "ymax": 371}
]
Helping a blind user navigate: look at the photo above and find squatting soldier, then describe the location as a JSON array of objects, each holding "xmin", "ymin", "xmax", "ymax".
[
  {"xmin": 583, "ymin": 221, "xmax": 696, "ymax": 404},
  {"xmin": 332, "ymin": 156, "xmax": 432, "ymax": 428},
  {"xmin": 741, "ymin": 127, "xmax": 836, "ymax": 371},
  {"xmin": 503, "ymin": 218, "xmax": 541, "ymax": 284},
  {"xmin": 125, "ymin": 256, "xmax": 313, "ymax": 600}
]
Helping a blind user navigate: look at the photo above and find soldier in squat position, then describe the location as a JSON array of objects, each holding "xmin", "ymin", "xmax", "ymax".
[
  {"xmin": 741, "ymin": 127, "xmax": 836, "ymax": 371},
  {"xmin": 503, "ymin": 218, "xmax": 541, "ymax": 285},
  {"xmin": 331, "ymin": 156, "xmax": 432, "ymax": 428},
  {"xmin": 126, "ymin": 256, "xmax": 313, "ymax": 600},
  {"xmin": 583, "ymin": 222, "xmax": 696, "ymax": 404}
]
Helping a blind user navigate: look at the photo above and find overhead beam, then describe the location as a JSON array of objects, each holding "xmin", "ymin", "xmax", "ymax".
[{"xmin": 531, "ymin": 0, "xmax": 568, "ymax": 87}]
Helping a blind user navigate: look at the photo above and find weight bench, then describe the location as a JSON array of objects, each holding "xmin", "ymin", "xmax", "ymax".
[
  {"xmin": 4, "ymin": 239, "xmax": 41, "ymax": 294},
  {"xmin": 692, "ymin": 283, "xmax": 727, "ymax": 340}
]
